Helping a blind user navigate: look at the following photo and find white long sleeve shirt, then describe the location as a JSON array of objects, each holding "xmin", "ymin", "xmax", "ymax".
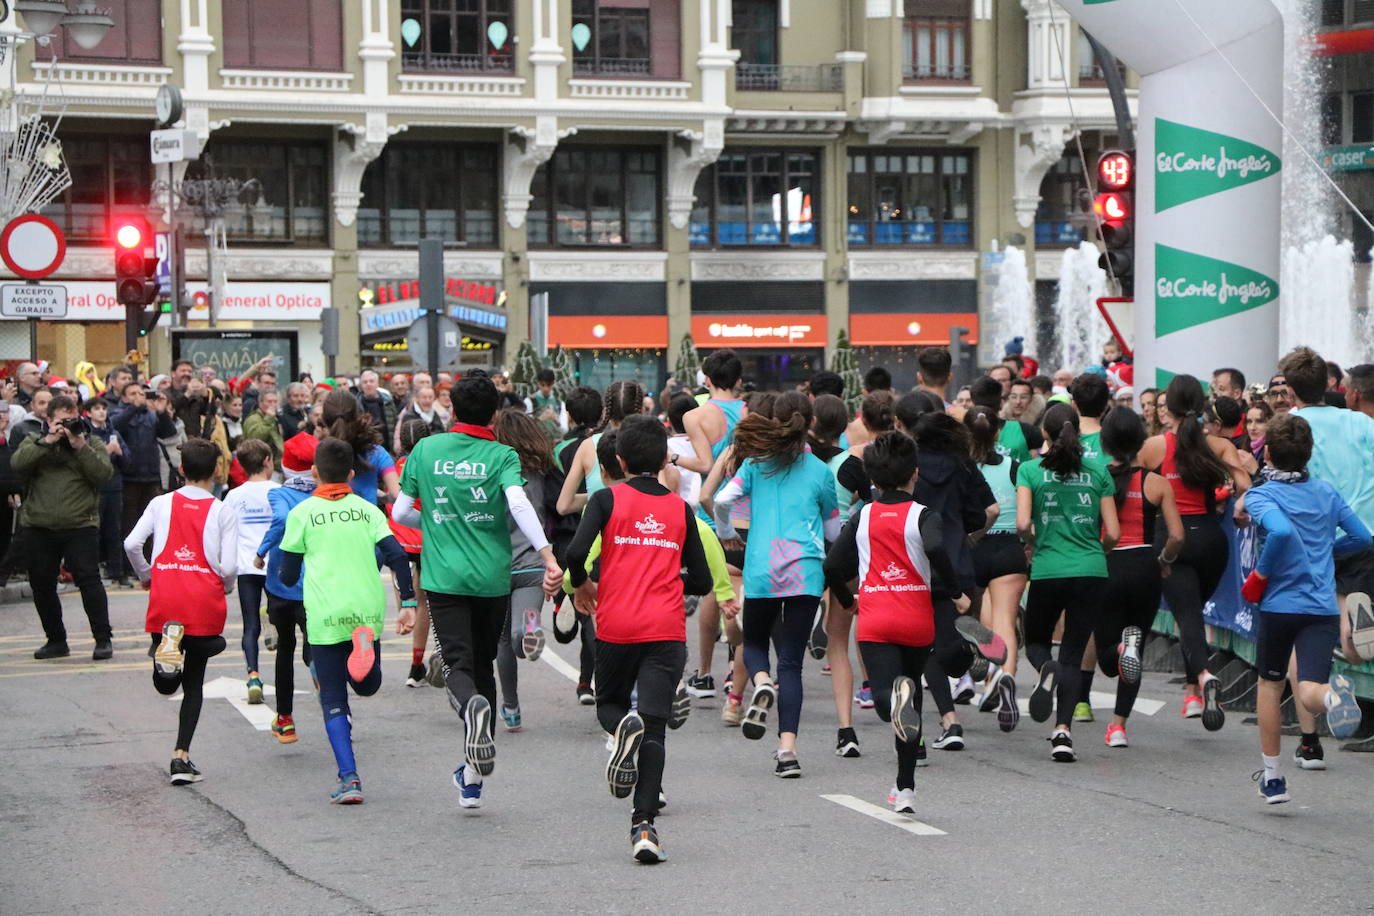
[{"xmin": 123, "ymin": 485, "xmax": 238, "ymax": 593}]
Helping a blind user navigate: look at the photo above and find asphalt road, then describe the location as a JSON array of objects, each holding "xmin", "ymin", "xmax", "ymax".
[{"xmin": 3, "ymin": 586, "xmax": 1372, "ymax": 915}]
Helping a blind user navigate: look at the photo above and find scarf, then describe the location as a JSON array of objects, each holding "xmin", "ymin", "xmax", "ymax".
[
  {"xmin": 450, "ymin": 422, "xmax": 495, "ymax": 440},
  {"xmin": 1260, "ymin": 466, "xmax": 1308, "ymax": 485},
  {"xmin": 314, "ymin": 482, "xmax": 353, "ymax": 501}
]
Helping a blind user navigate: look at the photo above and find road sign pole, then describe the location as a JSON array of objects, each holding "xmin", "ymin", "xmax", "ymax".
[
  {"xmin": 419, "ymin": 238, "xmax": 443, "ymax": 379},
  {"xmin": 28, "ymin": 317, "xmax": 36, "ymax": 361}
]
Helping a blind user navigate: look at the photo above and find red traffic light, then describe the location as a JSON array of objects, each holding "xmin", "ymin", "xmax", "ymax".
[
  {"xmin": 113, "ymin": 217, "xmax": 149, "ymax": 250},
  {"xmin": 1097, "ymin": 150, "xmax": 1133, "ymax": 191},
  {"xmin": 1094, "ymin": 191, "xmax": 1131, "ymax": 226}
]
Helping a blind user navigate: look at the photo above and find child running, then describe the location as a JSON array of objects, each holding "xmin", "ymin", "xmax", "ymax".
[
  {"xmin": 1237, "ymin": 413, "xmax": 1371, "ymax": 804},
  {"xmin": 713, "ymin": 392, "xmax": 840, "ymax": 777},
  {"xmin": 254, "ymin": 432, "xmax": 319, "ymax": 743},
  {"xmin": 824, "ymin": 431, "xmax": 959, "ymax": 814},
  {"xmin": 221, "ymin": 438, "xmax": 277, "ymax": 705},
  {"xmin": 564, "ymin": 415, "xmax": 714, "ymax": 863},
  {"xmin": 124, "ymin": 438, "xmax": 238, "ymax": 785},
  {"xmin": 1015, "ymin": 403, "xmax": 1119, "ymax": 762},
  {"xmin": 278, "ymin": 437, "xmax": 417, "ymax": 804}
]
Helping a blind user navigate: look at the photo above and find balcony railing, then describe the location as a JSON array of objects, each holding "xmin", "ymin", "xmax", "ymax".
[
  {"xmin": 735, "ymin": 63, "xmax": 843, "ymax": 92},
  {"xmin": 902, "ymin": 63, "xmax": 970, "ymax": 82},
  {"xmin": 402, "ymin": 51, "xmax": 514, "ymax": 73},
  {"xmin": 573, "ymin": 57, "xmax": 652, "ymax": 76}
]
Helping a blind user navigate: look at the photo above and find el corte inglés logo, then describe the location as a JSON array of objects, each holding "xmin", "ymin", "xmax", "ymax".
[
  {"xmin": 1154, "ymin": 245, "xmax": 1278, "ymax": 336},
  {"xmin": 1155, "ymin": 119, "xmax": 1281, "ymax": 212}
]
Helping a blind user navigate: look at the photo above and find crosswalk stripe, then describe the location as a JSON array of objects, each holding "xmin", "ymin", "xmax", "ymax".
[{"xmin": 821, "ymin": 794, "xmax": 947, "ymax": 836}]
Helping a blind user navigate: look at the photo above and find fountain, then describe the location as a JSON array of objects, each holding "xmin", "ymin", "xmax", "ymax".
[
  {"xmin": 1053, "ymin": 241, "xmax": 1109, "ymax": 374},
  {"xmin": 981, "ymin": 244, "xmax": 1035, "ymax": 367}
]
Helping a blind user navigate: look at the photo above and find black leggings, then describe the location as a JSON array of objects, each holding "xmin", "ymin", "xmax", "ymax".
[
  {"xmin": 922, "ymin": 597, "xmax": 974, "ymax": 717},
  {"xmin": 1158, "ymin": 514, "xmax": 1227, "ymax": 683},
  {"xmin": 742, "ymin": 595, "xmax": 816, "ymax": 735},
  {"xmin": 428, "ymin": 591, "xmax": 506, "ymax": 724},
  {"xmin": 1025, "ymin": 576, "xmax": 1103, "ymax": 728},
  {"xmin": 594, "ymin": 640, "xmax": 686, "ymax": 824},
  {"xmin": 1097, "ymin": 549, "xmax": 1162, "ymax": 719},
  {"xmin": 859, "ymin": 642, "xmax": 931, "ymax": 791},
  {"xmin": 151, "ymin": 634, "xmax": 227, "ymax": 752},
  {"xmin": 266, "ymin": 593, "xmax": 310, "ymax": 718}
]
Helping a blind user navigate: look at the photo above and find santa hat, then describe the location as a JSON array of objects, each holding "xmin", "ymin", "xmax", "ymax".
[{"xmin": 282, "ymin": 432, "xmax": 319, "ymax": 473}]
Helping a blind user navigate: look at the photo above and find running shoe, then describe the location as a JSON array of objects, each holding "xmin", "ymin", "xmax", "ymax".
[
  {"xmin": 1050, "ymin": 729, "xmax": 1076, "ymax": 762},
  {"xmin": 1073, "ymin": 702, "xmax": 1094, "ymax": 723},
  {"xmin": 1294, "ymin": 741, "xmax": 1326, "ymax": 770},
  {"xmin": 976, "ymin": 664, "xmax": 1002, "ymax": 712},
  {"xmin": 954, "ymin": 615, "xmax": 1009, "ymax": 665},
  {"xmin": 1200, "ymin": 672, "xmax": 1225, "ymax": 731},
  {"xmin": 657, "ymin": 791, "xmax": 667, "ymax": 812},
  {"xmin": 501, "ymin": 705, "xmax": 522, "ymax": 732},
  {"xmin": 425, "ymin": 655, "xmax": 446, "ymax": 688},
  {"xmin": 464, "ymin": 695, "xmax": 496, "ymax": 776},
  {"xmin": 553, "ymin": 598, "xmax": 578, "ymax": 644},
  {"xmin": 668, "ymin": 681, "xmax": 691, "ymax": 730},
  {"xmin": 685, "ymin": 671, "xmax": 716, "ymax": 699},
  {"xmin": 807, "ymin": 606, "xmax": 828, "ymax": 659},
  {"xmin": 453, "ymin": 764, "xmax": 482, "ymax": 809},
  {"xmin": 1180, "ymin": 695, "xmax": 1204, "ymax": 719},
  {"xmin": 346, "ymin": 626, "xmax": 376, "ymax": 683},
  {"xmin": 773, "ymin": 749, "xmax": 801, "ymax": 778},
  {"xmin": 406, "ymin": 662, "xmax": 428, "ymax": 688},
  {"xmin": 967, "ymin": 653, "xmax": 989, "ymax": 683},
  {"xmin": 835, "ymin": 727, "xmax": 861, "ymax": 758},
  {"xmin": 821, "ymin": 664, "xmax": 832, "ymax": 676},
  {"xmin": 521, "ymin": 610, "xmax": 545, "ymax": 662},
  {"xmin": 952, "ymin": 675, "xmax": 975, "ymax": 705},
  {"xmin": 246, "ymin": 672, "xmax": 264, "ymax": 705},
  {"xmin": 154, "ymin": 621, "xmax": 186, "ymax": 678},
  {"xmin": 722, "ymin": 674, "xmax": 733, "ymax": 696},
  {"xmin": 721, "ymin": 695, "xmax": 743, "ymax": 727},
  {"xmin": 996, "ymin": 672, "xmax": 1020, "ymax": 733},
  {"xmin": 330, "ymin": 772, "xmax": 364, "ymax": 805},
  {"xmin": 1253, "ymin": 770, "xmax": 1289, "ymax": 805},
  {"xmin": 271, "ymin": 715, "xmax": 298, "ymax": 744},
  {"xmin": 1029, "ymin": 660, "xmax": 1058, "ymax": 724},
  {"xmin": 1347, "ymin": 592, "xmax": 1374, "ymax": 661},
  {"xmin": 887, "ymin": 785, "xmax": 898, "ymax": 804},
  {"xmin": 1119, "ymin": 625, "xmax": 1144, "ymax": 685},
  {"xmin": 576, "ymin": 682, "xmax": 595, "ymax": 705},
  {"xmin": 34, "ymin": 640, "xmax": 70, "ymax": 660},
  {"xmin": 607, "ymin": 711, "xmax": 645, "ymax": 798},
  {"xmin": 742, "ymin": 682, "xmax": 776, "ymax": 740},
  {"xmin": 684, "ymin": 593, "xmax": 699, "ymax": 618},
  {"xmin": 932, "ymin": 723, "xmax": 964, "ymax": 751},
  {"xmin": 1326, "ymin": 673, "xmax": 1362, "ymax": 739},
  {"xmin": 916, "ymin": 738, "xmax": 928, "ymax": 767},
  {"xmin": 92, "ymin": 639, "xmax": 112, "ymax": 660},
  {"xmin": 631, "ymin": 821, "xmax": 667, "ymax": 864},
  {"xmin": 891, "ymin": 676, "xmax": 921, "ymax": 745},
  {"xmin": 1104, "ymin": 723, "xmax": 1128, "ymax": 748},
  {"xmin": 855, "ymin": 685, "xmax": 875, "ymax": 709},
  {"xmin": 892, "ymin": 788, "xmax": 917, "ymax": 815},
  {"xmin": 169, "ymin": 758, "xmax": 202, "ymax": 785}
]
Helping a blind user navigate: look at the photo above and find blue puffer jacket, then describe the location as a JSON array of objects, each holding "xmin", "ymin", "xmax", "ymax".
[
  {"xmin": 110, "ymin": 403, "xmax": 175, "ymax": 483},
  {"xmin": 259, "ymin": 477, "xmax": 315, "ymax": 601}
]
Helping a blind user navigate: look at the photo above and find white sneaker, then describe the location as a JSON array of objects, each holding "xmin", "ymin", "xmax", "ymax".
[{"xmin": 892, "ymin": 787, "xmax": 917, "ymax": 815}]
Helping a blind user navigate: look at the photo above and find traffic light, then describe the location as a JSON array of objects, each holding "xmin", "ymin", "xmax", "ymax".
[
  {"xmin": 1094, "ymin": 150, "xmax": 1134, "ymax": 295},
  {"xmin": 113, "ymin": 216, "xmax": 161, "ymax": 349}
]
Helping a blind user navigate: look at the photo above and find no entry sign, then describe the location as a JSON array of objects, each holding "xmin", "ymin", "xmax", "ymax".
[{"xmin": 0, "ymin": 214, "xmax": 66, "ymax": 280}]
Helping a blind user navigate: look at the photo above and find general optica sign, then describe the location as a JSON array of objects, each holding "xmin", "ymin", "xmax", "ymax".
[{"xmin": 5, "ymin": 281, "xmax": 331, "ymax": 322}]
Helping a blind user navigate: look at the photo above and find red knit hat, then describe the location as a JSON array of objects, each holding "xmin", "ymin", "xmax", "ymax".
[{"xmin": 282, "ymin": 433, "xmax": 319, "ymax": 473}]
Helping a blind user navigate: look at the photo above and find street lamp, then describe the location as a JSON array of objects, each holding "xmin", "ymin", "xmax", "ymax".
[{"xmin": 62, "ymin": 1, "xmax": 114, "ymax": 50}]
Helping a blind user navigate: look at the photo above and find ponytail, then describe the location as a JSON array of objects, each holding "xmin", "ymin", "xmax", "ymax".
[
  {"xmin": 1164, "ymin": 374, "xmax": 1229, "ymax": 490},
  {"xmin": 1039, "ymin": 403, "xmax": 1083, "ymax": 477},
  {"xmin": 964, "ymin": 404, "xmax": 1000, "ymax": 465},
  {"xmin": 1100, "ymin": 406, "xmax": 1147, "ymax": 507},
  {"xmin": 596, "ymin": 379, "xmax": 646, "ymax": 432},
  {"xmin": 732, "ymin": 391, "xmax": 812, "ymax": 475}
]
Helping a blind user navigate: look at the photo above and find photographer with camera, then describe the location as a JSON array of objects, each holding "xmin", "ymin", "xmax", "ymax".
[{"xmin": 12, "ymin": 394, "xmax": 114, "ymax": 660}]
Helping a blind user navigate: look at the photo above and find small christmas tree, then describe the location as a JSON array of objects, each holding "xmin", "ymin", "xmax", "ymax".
[
  {"xmin": 509, "ymin": 340, "xmax": 544, "ymax": 398},
  {"xmin": 831, "ymin": 327, "xmax": 861, "ymax": 413},
  {"xmin": 548, "ymin": 344, "xmax": 576, "ymax": 399},
  {"xmin": 674, "ymin": 333, "xmax": 702, "ymax": 388}
]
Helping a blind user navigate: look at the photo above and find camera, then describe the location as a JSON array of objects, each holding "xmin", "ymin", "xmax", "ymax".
[{"xmin": 60, "ymin": 417, "xmax": 88, "ymax": 436}]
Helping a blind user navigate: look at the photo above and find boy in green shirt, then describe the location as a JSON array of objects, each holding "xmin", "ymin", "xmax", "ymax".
[
  {"xmin": 279, "ymin": 437, "xmax": 416, "ymax": 805},
  {"xmin": 393, "ymin": 370, "xmax": 561, "ymax": 810}
]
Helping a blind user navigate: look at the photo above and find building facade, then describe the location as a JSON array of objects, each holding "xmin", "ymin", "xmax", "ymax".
[{"xmin": 2, "ymin": 0, "xmax": 1133, "ymax": 390}]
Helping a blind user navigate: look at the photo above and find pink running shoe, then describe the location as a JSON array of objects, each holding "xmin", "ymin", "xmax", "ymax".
[{"xmin": 347, "ymin": 626, "xmax": 376, "ymax": 683}]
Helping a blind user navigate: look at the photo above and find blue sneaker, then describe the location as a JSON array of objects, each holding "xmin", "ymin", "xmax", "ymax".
[
  {"xmin": 501, "ymin": 705, "xmax": 522, "ymax": 732},
  {"xmin": 631, "ymin": 820, "xmax": 666, "ymax": 864},
  {"xmin": 330, "ymin": 772, "xmax": 363, "ymax": 805},
  {"xmin": 453, "ymin": 764, "xmax": 482, "ymax": 809},
  {"xmin": 1253, "ymin": 770, "xmax": 1290, "ymax": 805},
  {"xmin": 1326, "ymin": 674, "xmax": 1362, "ymax": 739}
]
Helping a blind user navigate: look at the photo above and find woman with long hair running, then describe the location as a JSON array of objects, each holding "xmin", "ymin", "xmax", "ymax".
[
  {"xmin": 1137, "ymin": 375, "xmax": 1250, "ymax": 730},
  {"xmin": 492, "ymin": 408, "xmax": 564, "ymax": 731},
  {"xmin": 965, "ymin": 404, "xmax": 1027, "ymax": 732},
  {"xmin": 713, "ymin": 391, "xmax": 839, "ymax": 777},
  {"xmin": 1016, "ymin": 403, "xmax": 1119, "ymax": 762},
  {"xmin": 1097, "ymin": 407, "xmax": 1184, "ymax": 747},
  {"xmin": 321, "ymin": 389, "xmax": 399, "ymax": 505}
]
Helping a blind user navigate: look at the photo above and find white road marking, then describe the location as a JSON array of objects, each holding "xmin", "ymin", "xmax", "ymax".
[
  {"xmin": 169, "ymin": 676, "xmax": 305, "ymax": 732},
  {"xmin": 540, "ymin": 646, "xmax": 581, "ymax": 683},
  {"xmin": 1016, "ymin": 690, "xmax": 1165, "ymax": 717},
  {"xmin": 821, "ymin": 794, "xmax": 947, "ymax": 836}
]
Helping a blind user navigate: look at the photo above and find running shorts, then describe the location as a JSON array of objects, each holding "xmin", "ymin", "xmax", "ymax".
[
  {"xmin": 1255, "ymin": 612, "xmax": 1339, "ymax": 683},
  {"xmin": 1335, "ymin": 546, "xmax": 1374, "ymax": 598},
  {"xmin": 973, "ymin": 533, "xmax": 1027, "ymax": 587}
]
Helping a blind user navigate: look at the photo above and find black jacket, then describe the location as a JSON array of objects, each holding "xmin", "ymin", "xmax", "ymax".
[{"xmin": 110, "ymin": 402, "xmax": 177, "ymax": 483}]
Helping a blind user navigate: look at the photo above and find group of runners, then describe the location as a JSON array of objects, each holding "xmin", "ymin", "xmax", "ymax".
[{"xmin": 122, "ymin": 343, "xmax": 1374, "ymax": 863}]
